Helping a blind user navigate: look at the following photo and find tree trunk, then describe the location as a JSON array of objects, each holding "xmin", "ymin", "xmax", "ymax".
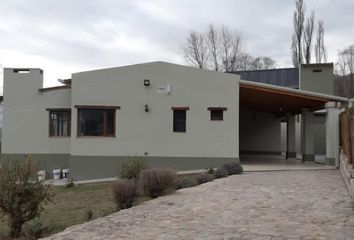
[{"xmin": 10, "ymin": 221, "xmax": 23, "ymax": 239}]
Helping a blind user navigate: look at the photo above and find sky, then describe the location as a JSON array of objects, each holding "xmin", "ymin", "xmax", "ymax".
[{"xmin": 0, "ymin": 0, "xmax": 353, "ymax": 87}]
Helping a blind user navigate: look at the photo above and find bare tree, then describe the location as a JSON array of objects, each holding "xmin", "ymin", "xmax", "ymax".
[
  {"xmin": 314, "ymin": 20, "xmax": 327, "ymax": 63},
  {"xmin": 292, "ymin": 0, "xmax": 306, "ymax": 67},
  {"xmin": 303, "ymin": 11, "xmax": 315, "ymax": 64},
  {"xmin": 220, "ymin": 25, "xmax": 243, "ymax": 71},
  {"xmin": 335, "ymin": 45, "xmax": 354, "ymax": 97},
  {"xmin": 291, "ymin": 34, "xmax": 299, "ymax": 67},
  {"xmin": 206, "ymin": 24, "xmax": 220, "ymax": 71},
  {"xmin": 182, "ymin": 31, "xmax": 208, "ymax": 69},
  {"xmin": 182, "ymin": 23, "xmax": 276, "ymax": 71},
  {"xmin": 250, "ymin": 57, "xmax": 276, "ymax": 70}
]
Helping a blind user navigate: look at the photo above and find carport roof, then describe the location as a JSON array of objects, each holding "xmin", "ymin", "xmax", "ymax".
[{"xmin": 239, "ymin": 80, "xmax": 347, "ymax": 116}]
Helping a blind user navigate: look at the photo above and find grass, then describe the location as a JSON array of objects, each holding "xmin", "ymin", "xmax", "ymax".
[
  {"xmin": 0, "ymin": 173, "xmax": 207, "ymax": 239},
  {"xmin": 0, "ymin": 182, "xmax": 116, "ymax": 239}
]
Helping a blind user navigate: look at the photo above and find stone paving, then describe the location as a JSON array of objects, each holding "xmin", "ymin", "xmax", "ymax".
[{"xmin": 44, "ymin": 170, "xmax": 354, "ymax": 240}]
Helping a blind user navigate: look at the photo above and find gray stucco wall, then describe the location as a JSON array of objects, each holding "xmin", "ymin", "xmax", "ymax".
[
  {"xmin": 71, "ymin": 62, "xmax": 240, "ymax": 159},
  {"xmin": 2, "ymin": 68, "xmax": 71, "ymax": 154},
  {"xmin": 313, "ymin": 113, "xmax": 326, "ymax": 155},
  {"xmin": 2, "ymin": 63, "xmax": 240, "ymax": 180},
  {"xmin": 239, "ymin": 108, "xmax": 281, "ymax": 154},
  {"xmin": 300, "ymin": 63, "xmax": 334, "ymax": 95}
]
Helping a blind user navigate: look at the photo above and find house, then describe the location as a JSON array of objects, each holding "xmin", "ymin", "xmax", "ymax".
[
  {"xmin": 1, "ymin": 62, "xmax": 347, "ymax": 181},
  {"xmin": 229, "ymin": 63, "xmax": 335, "ymax": 162}
]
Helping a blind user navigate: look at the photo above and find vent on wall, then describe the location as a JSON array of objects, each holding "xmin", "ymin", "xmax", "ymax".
[
  {"xmin": 313, "ymin": 69, "xmax": 322, "ymax": 73},
  {"xmin": 13, "ymin": 69, "xmax": 30, "ymax": 73}
]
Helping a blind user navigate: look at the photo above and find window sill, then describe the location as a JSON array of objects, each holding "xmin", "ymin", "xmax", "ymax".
[{"xmin": 77, "ymin": 136, "xmax": 116, "ymax": 138}]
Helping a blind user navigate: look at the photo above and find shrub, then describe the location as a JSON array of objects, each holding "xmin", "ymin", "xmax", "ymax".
[
  {"xmin": 140, "ymin": 168, "xmax": 177, "ymax": 198},
  {"xmin": 0, "ymin": 157, "xmax": 53, "ymax": 238},
  {"xmin": 207, "ymin": 167, "xmax": 215, "ymax": 175},
  {"xmin": 222, "ymin": 162, "xmax": 243, "ymax": 175},
  {"xmin": 65, "ymin": 178, "xmax": 75, "ymax": 188},
  {"xmin": 214, "ymin": 168, "xmax": 229, "ymax": 178},
  {"xmin": 175, "ymin": 176, "xmax": 198, "ymax": 189},
  {"xmin": 85, "ymin": 209, "xmax": 94, "ymax": 221},
  {"xmin": 25, "ymin": 218, "xmax": 47, "ymax": 239},
  {"xmin": 196, "ymin": 174, "xmax": 215, "ymax": 184},
  {"xmin": 120, "ymin": 158, "xmax": 148, "ymax": 179},
  {"xmin": 112, "ymin": 179, "xmax": 137, "ymax": 210}
]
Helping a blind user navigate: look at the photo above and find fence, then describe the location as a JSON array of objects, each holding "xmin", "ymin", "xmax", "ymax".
[{"xmin": 340, "ymin": 108, "xmax": 354, "ymax": 166}]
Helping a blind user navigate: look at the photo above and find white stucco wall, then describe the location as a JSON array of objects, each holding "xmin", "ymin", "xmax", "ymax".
[
  {"xmin": 2, "ymin": 68, "xmax": 71, "ymax": 154},
  {"xmin": 70, "ymin": 62, "xmax": 240, "ymax": 158}
]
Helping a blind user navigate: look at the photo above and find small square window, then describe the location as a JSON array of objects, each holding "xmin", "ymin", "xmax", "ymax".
[
  {"xmin": 208, "ymin": 107, "xmax": 227, "ymax": 121},
  {"xmin": 210, "ymin": 110, "xmax": 223, "ymax": 121}
]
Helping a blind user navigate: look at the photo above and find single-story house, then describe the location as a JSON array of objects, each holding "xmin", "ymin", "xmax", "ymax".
[{"xmin": 1, "ymin": 62, "xmax": 347, "ymax": 180}]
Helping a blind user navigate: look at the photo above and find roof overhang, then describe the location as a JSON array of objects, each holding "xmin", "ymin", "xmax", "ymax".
[{"xmin": 239, "ymin": 80, "xmax": 347, "ymax": 117}]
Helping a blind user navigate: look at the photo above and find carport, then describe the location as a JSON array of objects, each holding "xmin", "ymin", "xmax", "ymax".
[{"xmin": 238, "ymin": 80, "xmax": 347, "ymax": 169}]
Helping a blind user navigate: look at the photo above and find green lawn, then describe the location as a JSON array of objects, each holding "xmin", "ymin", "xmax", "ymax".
[{"xmin": 0, "ymin": 182, "xmax": 116, "ymax": 239}]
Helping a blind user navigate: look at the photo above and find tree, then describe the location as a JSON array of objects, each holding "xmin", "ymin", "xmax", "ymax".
[
  {"xmin": 334, "ymin": 45, "xmax": 354, "ymax": 98},
  {"xmin": 182, "ymin": 31, "xmax": 208, "ymax": 69},
  {"xmin": 292, "ymin": 0, "xmax": 305, "ymax": 67},
  {"xmin": 182, "ymin": 24, "xmax": 276, "ymax": 72},
  {"xmin": 314, "ymin": 20, "xmax": 327, "ymax": 63},
  {"xmin": 206, "ymin": 24, "xmax": 220, "ymax": 71},
  {"xmin": 303, "ymin": 11, "xmax": 315, "ymax": 64},
  {"xmin": 0, "ymin": 157, "xmax": 52, "ymax": 238}
]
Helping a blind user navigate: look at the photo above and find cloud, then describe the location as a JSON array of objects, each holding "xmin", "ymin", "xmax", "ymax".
[{"xmin": 0, "ymin": 0, "xmax": 353, "ymax": 86}]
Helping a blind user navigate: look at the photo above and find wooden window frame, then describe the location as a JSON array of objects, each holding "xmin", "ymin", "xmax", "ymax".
[
  {"xmin": 47, "ymin": 108, "xmax": 71, "ymax": 137},
  {"xmin": 76, "ymin": 106, "xmax": 119, "ymax": 137},
  {"xmin": 207, "ymin": 107, "xmax": 227, "ymax": 121}
]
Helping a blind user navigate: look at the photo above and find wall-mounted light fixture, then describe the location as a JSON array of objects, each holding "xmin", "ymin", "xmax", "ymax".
[
  {"xmin": 144, "ymin": 104, "xmax": 149, "ymax": 112},
  {"xmin": 144, "ymin": 79, "xmax": 150, "ymax": 86}
]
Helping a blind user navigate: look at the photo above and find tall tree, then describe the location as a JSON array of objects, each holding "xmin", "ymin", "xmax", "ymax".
[
  {"xmin": 303, "ymin": 11, "xmax": 315, "ymax": 64},
  {"xmin": 314, "ymin": 20, "xmax": 327, "ymax": 63},
  {"xmin": 182, "ymin": 31, "xmax": 208, "ymax": 69},
  {"xmin": 292, "ymin": 0, "xmax": 305, "ymax": 67},
  {"xmin": 206, "ymin": 24, "xmax": 220, "ymax": 71},
  {"xmin": 220, "ymin": 25, "xmax": 243, "ymax": 72}
]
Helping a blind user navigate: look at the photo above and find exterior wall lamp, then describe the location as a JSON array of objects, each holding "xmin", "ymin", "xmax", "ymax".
[{"xmin": 145, "ymin": 104, "xmax": 149, "ymax": 112}]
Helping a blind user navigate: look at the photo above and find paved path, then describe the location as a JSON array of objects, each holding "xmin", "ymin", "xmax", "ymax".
[{"xmin": 44, "ymin": 170, "xmax": 354, "ymax": 240}]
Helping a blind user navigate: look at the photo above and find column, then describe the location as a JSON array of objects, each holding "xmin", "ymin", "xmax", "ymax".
[
  {"xmin": 325, "ymin": 102, "xmax": 340, "ymax": 167},
  {"xmin": 286, "ymin": 115, "xmax": 296, "ymax": 158},
  {"xmin": 301, "ymin": 108, "xmax": 314, "ymax": 161}
]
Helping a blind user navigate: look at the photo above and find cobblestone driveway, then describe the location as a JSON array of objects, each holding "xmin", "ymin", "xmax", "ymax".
[{"xmin": 45, "ymin": 170, "xmax": 354, "ymax": 240}]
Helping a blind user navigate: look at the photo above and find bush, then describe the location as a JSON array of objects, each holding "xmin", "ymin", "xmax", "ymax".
[
  {"xmin": 196, "ymin": 174, "xmax": 215, "ymax": 184},
  {"xmin": 112, "ymin": 179, "xmax": 137, "ymax": 210},
  {"xmin": 214, "ymin": 168, "xmax": 229, "ymax": 178},
  {"xmin": 65, "ymin": 178, "xmax": 75, "ymax": 188},
  {"xmin": 25, "ymin": 218, "xmax": 47, "ymax": 239},
  {"xmin": 140, "ymin": 168, "xmax": 177, "ymax": 198},
  {"xmin": 0, "ymin": 157, "xmax": 53, "ymax": 238},
  {"xmin": 175, "ymin": 176, "xmax": 198, "ymax": 189},
  {"xmin": 222, "ymin": 162, "xmax": 243, "ymax": 175},
  {"xmin": 120, "ymin": 158, "xmax": 148, "ymax": 179},
  {"xmin": 85, "ymin": 209, "xmax": 94, "ymax": 221},
  {"xmin": 207, "ymin": 167, "xmax": 215, "ymax": 175}
]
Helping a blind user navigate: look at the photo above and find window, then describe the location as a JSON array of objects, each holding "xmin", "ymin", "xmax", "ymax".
[
  {"xmin": 208, "ymin": 107, "xmax": 227, "ymax": 121},
  {"xmin": 172, "ymin": 107, "xmax": 189, "ymax": 132},
  {"xmin": 49, "ymin": 110, "xmax": 71, "ymax": 137},
  {"xmin": 78, "ymin": 108, "xmax": 116, "ymax": 137}
]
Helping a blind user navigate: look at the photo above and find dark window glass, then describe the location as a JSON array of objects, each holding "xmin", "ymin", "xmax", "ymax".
[
  {"xmin": 173, "ymin": 110, "xmax": 186, "ymax": 132},
  {"xmin": 49, "ymin": 111, "xmax": 71, "ymax": 137},
  {"xmin": 210, "ymin": 110, "xmax": 223, "ymax": 121},
  {"xmin": 78, "ymin": 109, "xmax": 115, "ymax": 137}
]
